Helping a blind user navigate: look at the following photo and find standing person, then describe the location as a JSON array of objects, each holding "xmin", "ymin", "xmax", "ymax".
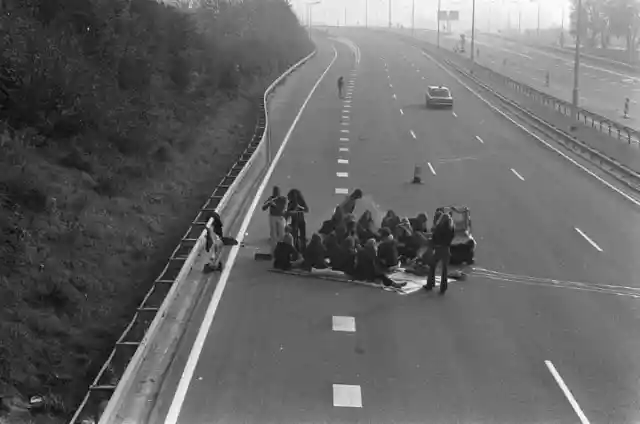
[
  {"xmin": 337, "ymin": 76, "xmax": 344, "ymax": 98},
  {"xmin": 333, "ymin": 188, "xmax": 363, "ymax": 222},
  {"xmin": 425, "ymin": 212, "xmax": 455, "ymax": 294},
  {"xmin": 262, "ymin": 186, "xmax": 287, "ymax": 254},
  {"xmin": 286, "ymin": 188, "xmax": 309, "ymax": 253}
]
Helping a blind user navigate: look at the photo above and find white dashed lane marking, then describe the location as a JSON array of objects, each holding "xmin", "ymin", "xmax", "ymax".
[
  {"xmin": 510, "ymin": 168, "xmax": 525, "ymax": 181},
  {"xmin": 332, "ymin": 316, "xmax": 356, "ymax": 332},
  {"xmin": 410, "ymin": 130, "xmax": 417, "ymax": 139},
  {"xmin": 340, "ymin": 137, "xmax": 349, "ymax": 141},
  {"xmin": 339, "ymin": 147, "xmax": 349, "ymax": 152},
  {"xmin": 452, "ymin": 111, "xmax": 458, "ymax": 117},
  {"xmin": 400, "ymin": 109, "xmax": 404, "ymax": 115},
  {"xmin": 338, "ymin": 159, "xmax": 349, "ymax": 164},
  {"xmin": 341, "ymin": 122, "xmax": 349, "ymax": 126},
  {"xmin": 575, "ymin": 228, "xmax": 603, "ymax": 252},
  {"xmin": 393, "ymin": 94, "xmax": 397, "ymax": 99},
  {"xmin": 333, "ymin": 384, "xmax": 362, "ymax": 408},
  {"xmin": 428, "ymin": 162, "xmax": 436, "ymax": 175},
  {"xmin": 335, "ymin": 188, "xmax": 349, "ymax": 194},
  {"xmin": 475, "ymin": 135, "xmax": 484, "ymax": 144},
  {"xmin": 336, "ymin": 172, "xmax": 349, "ymax": 178},
  {"xmin": 341, "ymin": 129, "xmax": 350, "ymax": 133}
]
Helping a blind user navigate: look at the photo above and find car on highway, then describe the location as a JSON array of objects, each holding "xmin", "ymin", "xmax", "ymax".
[{"xmin": 426, "ymin": 85, "xmax": 453, "ymax": 108}]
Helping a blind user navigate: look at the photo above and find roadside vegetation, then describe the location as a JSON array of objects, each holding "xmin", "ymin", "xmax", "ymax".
[{"xmin": 0, "ymin": 0, "xmax": 312, "ymax": 421}]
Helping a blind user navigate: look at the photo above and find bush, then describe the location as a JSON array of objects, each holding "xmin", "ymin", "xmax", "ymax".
[{"xmin": 0, "ymin": 0, "xmax": 312, "ymax": 420}]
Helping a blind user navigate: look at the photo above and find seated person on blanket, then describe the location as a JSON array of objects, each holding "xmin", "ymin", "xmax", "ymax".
[
  {"xmin": 377, "ymin": 228, "xmax": 400, "ymax": 270},
  {"xmin": 357, "ymin": 210, "xmax": 379, "ymax": 242},
  {"xmin": 274, "ymin": 233, "xmax": 303, "ymax": 271},
  {"xmin": 381, "ymin": 210, "xmax": 401, "ymax": 233},
  {"xmin": 410, "ymin": 213, "xmax": 429, "ymax": 233},
  {"xmin": 332, "ymin": 236, "xmax": 358, "ymax": 274},
  {"xmin": 353, "ymin": 239, "xmax": 403, "ymax": 288},
  {"xmin": 301, "ymin": 233, "xmax": 328, "ymax": 271},
  {"xmin": 394, "ymin": 217, "xmax": 417, "ymax": 258}
]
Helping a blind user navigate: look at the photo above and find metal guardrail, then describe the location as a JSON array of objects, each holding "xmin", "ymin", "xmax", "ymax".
[
  {"xmin": 67, "ymin": 47, "xmax": 318, "ymax": 424},
  {"xmin": 387, "ymin": 30, "xmax": 640, "ymax": 145}
]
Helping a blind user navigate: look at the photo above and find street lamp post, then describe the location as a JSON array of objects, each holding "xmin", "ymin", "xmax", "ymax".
[
  {"xmin": 365, "ymin": 0, "xmax": 368, "ymax": 28},
  {"xmin": 572, "ymin": 0, "xmax": 582, "ymax": 119},
  {"xmin": 437, "ymin": 0, "xmax": 441, "ymax": 47},
  {"xmin": 388, "ymin": 0, "xmax": 392, "ymax": 28},
  {"xmin": 411, "ymin": 0, "xmax": 415, "ymax": 37},
  {"xmin": 471, "ymin": 0, "xmax": 476, "ymax": 62}
]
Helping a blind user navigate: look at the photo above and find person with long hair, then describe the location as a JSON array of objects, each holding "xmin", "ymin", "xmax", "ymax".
[
  {"xmin": 286, "ymin": 188, "xmax": 309, "ymax": 252},
  {"xmin": 425, "ymin": 212, "xmax": 455, "ymax": 294},
  {"xmin": 262, "ymin": 186, "xmax": 287, "ymax": 254}
]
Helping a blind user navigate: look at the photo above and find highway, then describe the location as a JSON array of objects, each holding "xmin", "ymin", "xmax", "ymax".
[
  {"xmin": 414, "ymin": 29, "xmax": 640, "ymax": 132},
  {"xmin": 155, "ymin": 30, "xmax": 640, "ymax": 424}
]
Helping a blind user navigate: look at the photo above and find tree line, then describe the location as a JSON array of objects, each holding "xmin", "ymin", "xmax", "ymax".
[{"xmin": 570, "ymin": 0, "xmax": 640, "ymax": 54}]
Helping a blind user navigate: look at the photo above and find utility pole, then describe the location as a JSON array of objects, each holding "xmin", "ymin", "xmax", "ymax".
[
  {"xmin": 388, "ymin": 0, "xmax": 392, "ymax": 28},
  {"xmin": 572, "ymin": 0, "xmax": 582, "ymax": 119},
  {"xmin": 471, "ymin": 0, "xmax": 476, "ymax": 62},
  {"xmin": 365, "ymin": 0, "xmax": 368, "ymax": 28},
  {"xmin": 537, "ymin": 2, "xmax": 540, "ymax": 37},
  {"xmin": 344, "ymin": 7, "xmax": 346, "ymax": 26},
  {"xmin": 411, "ymin": 0, "xmax": 415, "ymax": 37},
  {"xmin": 437, "ymin": 0, "xmax": 441, "ymax": 47}
]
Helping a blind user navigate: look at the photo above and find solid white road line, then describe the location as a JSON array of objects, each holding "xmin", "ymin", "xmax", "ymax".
[
  {"xmin": 421, "ymin": 50, "xmax": 640, "ymax": 207},
  {"xmin": 400, "ymin": 109, "xmax": 404, "ymax": 115},
  {"xmin": 575, "ymin": 228, "xmax": 603, "ymax": 252},
  {"xmin": 338, "ymin": 159, "xmax": 349, "ymax": 164},
  {"xmin": 410, "ymin": 130, "xmax": 417, "ymax": 139},
  {"xmin": 545, "ymin": 361, "xmax": 591, "ymax": 424},
  {"xmin": 511, "ymin": 168, "xmax": 525, "ymax": 181},
  {"xmin": 163, "ymin": 45, "xmax": 339, "ymax": 424},
  {"xmin": 332, "ymin": 316, "xmax": 356, "ymax": 332},
  {"xmin": 475, "ymin": 135, "xmax": 484, "ymax": 144},
  {"xmin": 335, "ymin": 188, "xmax": 349, "ymax": 194},
  {"xmin": 428, "ymin": 162, "xmax": 436, "ymax": 175},
  {"xmin": 339, "ymin": 147, "xmax": 349, "ymax": 152},
  {"xmin": 333, "ymin": 384, "xmax": 362, "ymax": 408},
  {"xmin": 337, "ymin": 172, "xmax": 349, "ymax": 178}
]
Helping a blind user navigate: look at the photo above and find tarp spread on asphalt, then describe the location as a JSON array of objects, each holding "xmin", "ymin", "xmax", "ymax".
[{"xmin": 269, "ymin": 267, "xmax": 463, "ymax": 295}]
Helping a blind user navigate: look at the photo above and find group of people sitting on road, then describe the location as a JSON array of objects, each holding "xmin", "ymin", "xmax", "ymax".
[{"xmin": 263, "ymin": 186, "xmax": 457, "ymax": 294}]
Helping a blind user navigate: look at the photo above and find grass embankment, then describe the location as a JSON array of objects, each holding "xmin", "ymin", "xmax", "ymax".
[{"xmin": 0, "ymin": 0, "xmax": 313, "ymax": 421}]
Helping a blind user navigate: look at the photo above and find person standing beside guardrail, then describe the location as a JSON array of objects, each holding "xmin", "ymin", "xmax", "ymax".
[
  {"xmin": 262, "ymin": 186, "xmax": 288, "ymax": 254},
  {"xmin": 337, "ymin": 76, "xmax": 344, "ymax": 99}
]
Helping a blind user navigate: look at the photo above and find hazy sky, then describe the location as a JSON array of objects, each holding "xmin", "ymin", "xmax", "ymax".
[{"xmin": 291, "ymin": 0, "xmax": 571, "ymax": 32}]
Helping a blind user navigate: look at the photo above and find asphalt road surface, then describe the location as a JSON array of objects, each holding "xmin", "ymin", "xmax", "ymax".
[
  {"xmin": 406, "ymin": 29, "xmax": 640, "ymax": 132},
  {"xmin": 156, "ymin": 31, "xmax": 640, "ymax": 424}
]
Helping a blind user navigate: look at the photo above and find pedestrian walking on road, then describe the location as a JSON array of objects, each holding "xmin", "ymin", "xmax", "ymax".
[
  {"xmin": 337, "ymin": 76, "xmax": 344, "ymax": 99},
  {"xmin": 262, "ymin": 186, "xmax": 288, "ymax": 255},
  {"xmin": 425, "ymin": 212, "xmax": 455, "ymax": 294}
]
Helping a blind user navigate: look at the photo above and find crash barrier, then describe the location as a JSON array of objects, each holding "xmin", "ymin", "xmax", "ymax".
[
  {"xmin": 386, "ymin": 29, "xmax": 640, "ymax": 144},
  {"xmin": 68, "ymin": 48, "xmax": 318, "ymax": 424},
  {"xmin": 433, "ymin": 51, "xmax": 640, "ymax": 194}
]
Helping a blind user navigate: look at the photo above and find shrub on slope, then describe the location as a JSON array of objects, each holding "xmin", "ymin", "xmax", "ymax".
[{"xmin": 0, "ymin": 0, "xmax": 312, "ymax": 419}]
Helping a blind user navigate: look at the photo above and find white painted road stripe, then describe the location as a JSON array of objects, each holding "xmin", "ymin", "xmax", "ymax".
[
  {"xmin": 475, "ymin": 135, "xmax": 484, "ymax": 144},
  {"xmin": 428, "ymin": 162, "xmax": 436, "ymax": 175},
  {"xmin": 342, "ymin": 110, "xmax": 350, "ymax": 114},
  {"xmin": 390, "ymin": 83, "xmax": 393, "ymax": 88},
  {"xmin": 337, "ymin": 172, "xmax": 349, "ymax": 178},
  {"xmin": 400, "ymin": 109, "xmax": 404, "ymax": 115},
  {"xmin": 545, "ymin": 361, "xmax": 591, "ymax": 424},
  {"xmin": 340, "ymin": 137, "xmax": 349, "ymax": 141},
  {"xmin": 575, "ymin": 228, "xmax": 603, "ymax": 252},
  {"xmin": 342, "ymin": 115, "xmax": 349, "ymax": 119},
  {"xmin": 341, "ymin": 129, "xmax": 349, "ymax": 133},
  {"xmin": 163, "ymin": 46, "xmax": 339, "ymax": 424},
  {"xmin": 338, "ymin": 159, "xmax": 349, "ymax": 164},
  {"xmin": 452, "ymin": 111, "xmax": 458, "ymax": 117},
  {"xmin": 393, "ymin": 94, "xmax": 397, "ymax": 99},
  {"xmin": 335, "ymin": 188, "xmax": 349, "ymax": 194},
  {"xmin": 410, "ymin": 130, "xmax": 416, "ymax": 139},
  {"xmin": 344, "ymin": 104, "xmax": 352, "ymax": 108},
  {"xmin": 332, "ymin": 316, "xmax": 355, "ymax": 332},
  {"xmin": 333, "ymin": 384, "xmax": 362, "ymax": 408},
  {"xmin": 339, "ymin": 147, "xmax": 349, "ymax": 152},
  {"xmin": 511, "ymin": 168, "xmax": 525, "ymax": 181},
  {"xmin": 341, "ymin": 122, "xmax": 349, "ymax": 126}
]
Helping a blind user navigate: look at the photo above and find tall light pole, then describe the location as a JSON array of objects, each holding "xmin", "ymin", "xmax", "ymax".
[
  {"xmin": 536, "ymin": 1, "xmax": 540, "ymax": 37},
  {"xmin": 573, "ymin": 0, "xmax": 582, "ymax": 119},
  {"xmin": 306, "ymin": 1, "xmax": 320, "ymax": 38},
  {"xmin": 471, "ymin": 0, "xmax": 476, "ymax": 62},
  {"xmin": 365, "ymin": 0, "xmax": 368, "ymax": 28},
  {"xmin": 411, "ymin": 0, "xmax": 415, "ymax": 36},
  {"xmin": 388, "ymin": 0, "xmax": 392, "ymax": 28},
  {"xmin": 437, "ymin": 0, "xmax": 442, "ymax": 47}
]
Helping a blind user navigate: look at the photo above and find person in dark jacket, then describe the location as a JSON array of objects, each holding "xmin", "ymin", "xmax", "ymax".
[
  {"xmin": 273, "ymin": 233, "xmax": 299, "ymax": 271},
  {"xmin": 262, "ymin": 186, "xmax": 288, "ymax": 254},
  {"xmin": 410, "ymin": 213, "xmax": 429, "ymax": 233},
  {"xmin": 302, "ymin": 233, "xmax": 327, "ymax": 270},
  {"xmin": 333, "ymin": 189, "xmax": 363, "ymax": 221},
  {"xmin": 286, "ymin": 188, "xmax": 309, "ymax": 252},
  {"xmin": 333, "ymin": 236, "xmax": 357, "ymax": 274},
  {"xmin": 425, "ymin": 213, "xmax": 455, "ymax": 294},
  {"xmin": 357, "ymin": 210, "xmax": 378, "ymax": 242},
  {"xmin": 377, "ymin": 228, "xmax": 399, "ymax": 269}
]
